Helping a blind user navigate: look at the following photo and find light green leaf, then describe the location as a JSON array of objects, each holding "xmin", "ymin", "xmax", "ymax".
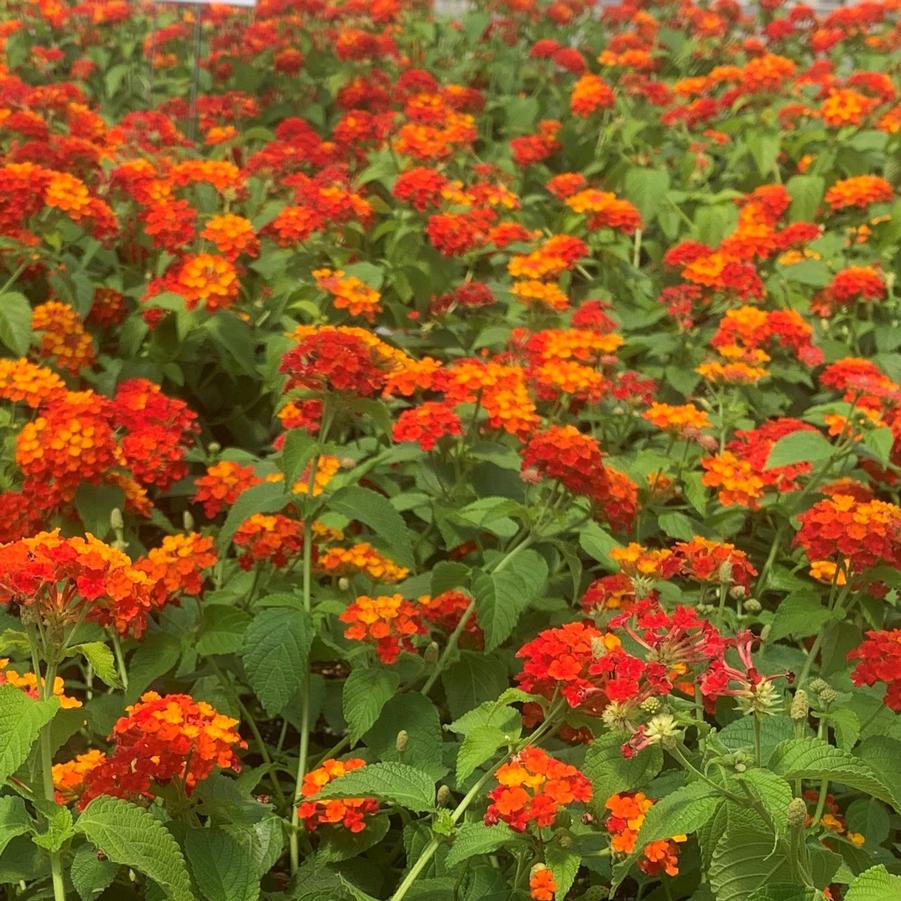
[
  {"xmin": 32, "ymin": 805, "xmax": 74, "ymax": 852},
  {"xmin": 313, "ymin": 762, "xmax": 435, "ymax": 813},
  {"xmin": 545, "ymin": 844, "xmax": 581, "ymax": 898},
  {"xmin": 68, "ymin": 642, "xmax": 120, "ymax": 688},
  {"xmin": 0, "ymin": 685, "xmax": 59, "ymax": 784},
  {"xmin": 765, "ymin": 431, "xmax": 833, "ymax": 470},
  {"xmin": 456, "ymin": 726, "xmax": 508, "ymax": 782},
  {"xmin": 736, "ymin": 769, "xmax": 793, "ymax": 838},
  {"xmin": 241, "ymin": 607, "xmax": 313, "ymax": 716},
  {"xmin": 196, "ymin": 606, "xmax": 251, "ymax": 656},
  {"xmin": 329, "ymin": 486, "xmax": 415, "ymax": 568},
  {"xmin": 184, "ymin": 828, "xmax": 260, "ymax": 901},
  {"xmin": 624, "ymin": 167, "xmax": 671, "ymax": 223},
  {"xmin": 828, "ymin": 708, "xmax": 860, "ymax": 751},
  {"xmin": 786, "ymin": 175, "xmax": 825, "ymax": 222},
  {"xmin": 579, "ymin": 521, "xmax": 622, "ymax": 568},
  {"xmin": 634, "ymin": 782, "xmax": 721, "ymax": 847},
  {"xmin": 769, "ymin": 737, "xmax": 899, "ymax": 811},
  {"xmin": 445, "ymin": 822, "xmax": 516, "ymax": 869},
  {"xmin": 77, "ymin": 796, "xmax": 193, "ymax": 901},
  {"xmin": 342, "ymin": 668, "xmax": 399, "ymax": 744},
  {"xmin": 0, "ymin": 292, "xmax": 33, "ymax": 356},
  {"xmin": 844, "ymin": 865, "xmax": 901, "ymax": 900},
  {"xmin": 472, "ymin": 552, "xmax": 546, "ymax": 652},
  {"xmin": 769, "ymin": 593, "xmax": 834, "ymax": 642}
]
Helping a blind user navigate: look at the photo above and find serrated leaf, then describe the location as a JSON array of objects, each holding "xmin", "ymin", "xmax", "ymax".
[
  {"xmin": 279, "ymin": 430, "xmax": 318, "ymax": 487},
  {"xmin": 69, "ymin": 642, "xmax": 120, "ymax": 688},
  {"xmin": 708, "ymin": 822, "xmax": 794, "ymax": 901},
  {"xmin": 786, "ymin": 175, "xmax": 825, "ymax": 222},
  {"xmin": 624, "ymin": 167, "xmax": 670, "ymax": 223},
  {"xmin": 445, "ymin": 822, "xmax": 516, "ymax": 868},
  {"xmin": 196, "ymin": 606, "xmax": 251, "ymax": 656},
  {"xmin": 844, "ymin": 865, "xmax": 901, "ymax": 900},
  {"xmin": 33, "ymin": 804, "xmax": 74, "ymax": 851},
  {"xmin": 70, "ymin": 843, "xmax": 119, "ymax": 900},
  {"xmin": 472, "ymin": 563, "xmax": 542, "ymax": 652},
  {"xmin": 583, "ymin": 734, "xmax": 662, "ymax": 813},
  {"xmin": 329, "ymin": 486, "xmax": 415, "ymax": 568},
  {"xmin": 844, "ymin": 798, "xmax": 889, "ymax": 846},
  {"xmin": 456, "ymin": 725, "xmax": 507, "ymax": 782},
  {"xmin": 658, "ymin": 511, "xmax": 697, "ymax": 540},
  {"xmin": 765, "ymin": 431, "xmax": 834, "ymax": 470},
  {"xmin": 545, "ymin": 844, "xmax": 581, "ymax": 898},
  {"xmin": 828, "ymin": 708, "xmax": 860, "ymax": 751},
  {"xmin": 769, "ymin": 593, "xmax": 833, "ymax": 641},
  {"xmin": 241, "ymin": 607, "xmax": 313, "ymax": 716},
  {"xmin": 222, "ymin": 817, "xmax": 284, "ymax": 878},
  {"xmin": 184, "ymin": 828, "xmax": 260, "ymax": 901},
  {"xmin": 0, "ymin": 685, "xmax": 59, "ymax": 784},
  {"xmin": 342, "ymin": 668, "xmax": 399, "ymax": 744},
  {"xmin": 736, "ymin": 769, "xmax": 792, "ymax": 838},
  {"xmin": 441, "ymin": 652, "xmax": 509, "ymax": 721},
  {"xmin": 719, "ymin": 716, "xmax": 795, "ymax": 764},
  {"xmin": 77, "ymin": 796, "xmax": 193, "ymax": 901},
  {"xmin": 769, "ymin": 737, "xmax": 899, "ymax": 812},
  {"xmin": 313, "ymin": 762, "xmax": 435, "ymax": 812},
  {"xmin": 0, "ymin": 292, "xmax": 33, "ymax": 355},
  {"xmin": 430, "ymin": 561, "xmax": 470, "ymax": 596},
  {"xmin": 365, "ymin": 694, "xmax": 445, "ymax": 780},
  {"xmin": 579, "ymin": 521, "xmax": 621, "ymax": 567}
]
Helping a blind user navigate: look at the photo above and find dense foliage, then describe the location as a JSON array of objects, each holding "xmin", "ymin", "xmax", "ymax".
[{"xmin": 0, "ymin": 0, "xmax": 898, "ymax": 899}]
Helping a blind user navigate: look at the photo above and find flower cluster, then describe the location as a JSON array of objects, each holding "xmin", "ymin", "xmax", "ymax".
[
  {"xmin": 298, "ymin": 758, "xmax": 379, "ymax": 833},
  {"xmin": 339, "ymin": 594, "xmax": 427, "ymax": 663},
  {"xmin": 484, "ymin": 747, "xmax": 592, "ymax": 832},
  {"xmin": 605, "ymin": 793, "xmax": 686, "ymax": 877},
  {"xmin": 848, "ymin": 630, "xmax": 901, "ymax": 711}
]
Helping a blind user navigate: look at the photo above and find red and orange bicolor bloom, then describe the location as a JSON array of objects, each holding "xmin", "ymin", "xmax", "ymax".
[{"xmin": 298, "ymin": 758, "xmax": 379, "ymax": 833}]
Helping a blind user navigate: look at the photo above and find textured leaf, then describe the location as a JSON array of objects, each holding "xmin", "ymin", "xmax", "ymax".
[
  {"xmin": 0, "ymin": 796, "xmax": 30, "ymax": 856},
  {"xmin": 579, "ymin": 521, "xmax": 621, "ymax": 568},
  {"xmin": 456, "ymin": 725, "xmax": 507, "ymax": 782},
  {"xmin": 786, "ymin": 175, "xmax": 825, "ymax": 222},
  {"xmin": 0, "ymin": 685, "xmax": 59, "ymax": 783},
  {"xmin": 583, "ymin": 734, "xmax": 662, "ymax": 814},
  {"xmin": 69, "ymin": 642, "xmax": 120, "ymax": 688},
  {"xmin": 222, "ymin": 817, "xmax": 284, "ymax": 878},
  {"xmin": 765, "ymin": 431, "xmax": 833, "ymax": 470},
  {"xmin": 217, "ymin": 482, "xmax": 289, "ymax": 552},
  {"xmin": 634, "ymin": 782, "xmax": 721, "ymax": 847},
  {"xmin": 545, "ymin": 844, "xmax": 580, "ymax": 898},
  {"xmin": 844, "ymin": 865, "xmax": 901, "ymax": 901},
  {"xmin": 719, "ymin": 716, "xmax": 795, "ymax": 763},
  {"xmin": 241, "ymin": 607, "xmax": 313, "ymax": 716},
  {"xmin": 624, "ymin": 167, "xmax": 671, "ymax": 222},
  {"xmin": 365, "ymin": 694, "xmax": 445, "ymax": 780},
  {"xmin": 0, "ymin": 291, "xmax": 33, "ymax": 355},
  {"xmin": 472, "ymin": 554, "xmax": 545, "ymax": 651},
  {"xmin": 445, "ymin": 822, "xmax": 516, "ymax": 868},
  {"xmin": 184, "ymin": 827, "xmax": 260, "ymax": 901},
  {"xmin": 736, "ymin": 769, "xmax": 793, "ymax": 838},
  {"xmin": 709, "ymin": 822, "xmax": 794, "ymax": 901},
  {"xmin": 441, "ymin": 652, "xmax": 508, "ymax": 721},
  {"xmin": 329, "ymin": 486, "xmax": 415, "ymax": 568},
  {"xmin": 769, "ymin": 737, "xmax": 899, "ymax": 811},
  {"xmin": 342, "ymin": 667, "xmax": 399, "ymax": 743},
  {"xmin": 77, "ymin": 796, "xmax": 193, "ymax": 901},
  {"xmin": 769, "ymin": 593, "xmax": 834, "ymax": 641},
  {"xmin": 70, "ymin": 843, "xmax": 119, "ymax": 900},
  {"xmin": 196, "ymin": 605, "xmax": 251, "ymax": 656},
  {"xmin": 313, "ymin": 762, "xmax": 435, "ymax": 812}
]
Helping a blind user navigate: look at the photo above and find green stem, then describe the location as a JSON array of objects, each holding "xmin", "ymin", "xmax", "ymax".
[
  {"xmin": 289, "ymin": 409, "xmax": 334, "ymax": 876},
  {"xmin": 796, "ymin": 581, "xmax": 852, "ymax": 686},
  {"xmin": 110, "ymin": 632, "xmax": 129, "ymax": 691}
]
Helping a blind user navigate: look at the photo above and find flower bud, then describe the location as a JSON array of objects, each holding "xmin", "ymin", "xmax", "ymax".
[
  {"xmin": 424, "ymin": 641, "xmax": 440, "ymax": 665},
  {"xmin": 787, "ymin": 797, "xmax": 807, "ymax": 829},
  {"xmin": 809, "ymin": 678, "xmax": 828, "ymax": 694},
  {"xmin": 338, "ymin": 577, "xmax": 350, "ymax": 592},
  {"xmin": 340, "ymin": 457, "xmax": 356, "ymax": 470},
  {"xmin": 743, "ymin": 598, "xmax": 762, "ymax": 613},
  {"xmin": 581, "ymin": 887, "xmax": 610, "ymax": 901},
  {"xmin": 436, "ymin": 785, "xmax": 451, "ymax": 807},
  {"xmin": 183, "ymin": 510, "xmax": 195, "ymax": 533},
  {"xmin": 640, "ymin": 697, "xmax": 661, "ymax": 714},
  {"xmin": 729, "ymin": 585, "xmax": 747, "ymax": 600},
  {"xmin": 110, "ymin": 507, "xmax": 124, "ymax": 531},
  {"xmin": 790, "ymin": 690, "xmax": 809, "ymax": 722},
  {"xmin": 734, "ymin": 762, "xmax": 747, "ymax": 773},
  {"xmin": 718, "ymin": 560, "xmax": 733, "ymax": 584},
  {"xmin": 395, "ymin": 730, "xmax": 409, "ymax": 754},
  {"xmin": 759, "ymin": 624, "xmax": 771, "ymax": 642},
  {"xmin": 208, "ymin": 442, "xmax": 221, "ymax": 455},
  {"xmin": 819, "ymin": 687, "xmax": 838, "ymax": 706}
]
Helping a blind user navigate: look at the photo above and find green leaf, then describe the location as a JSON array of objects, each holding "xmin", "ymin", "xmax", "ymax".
[
  {"xmin": 222, "ymin": 817, "xmax": 284, "ymax": 878},
  {"xmin": 77, "ymin": 796, "xmax": 193, "ymax": 901},
  {"xmin": 827, "ymin": 708, "xmax": 860, "ymax": 751},
  {"xmin": 217, "ymin": 482, "xmax": 289, "ymax": 552},
  {"xmin": 719, "ymin": 715, "xmax": 795, "ymax": 764},
  {"xmin": 579, "ymin": 521, "xmax": 621, "ymax": 568},
  {"xmin": 658, "ymin": 511, "xmax": 697, "ymax": 541},
  {"xmin": 430, "ymin": 562, "xmax": 470, "ymax": 596},
  {"xmin": 769, "ymin": 738, "xmax": 900, "ymax": 811},
  {"xmin": 736, "ymin": 769, "xmax": 793, "ymax": 838},
  {"xmin": 633, "ymin": 782, "xmax": 721, "ymax": 846},
  {"xmin": 196, "ymin": 606, "xmax": 251, "ymax": 656},
  {"xmin": 342, "ymin": 668, "xmax": 399, "ymax": 744},
  {"xmin": 329, "ymin": 486, "xmax": 415, "ymax": 569},
  {"xmin": 75, "ymin": 483, "xmax": 125, "ymax": 540},
  {"xmin": 0, "ymin": 685, "xmax": 59, "ymax": 784},
  {"xmin": 441, "ymin": 652, "xmax": 509, "ymax": 721},
  {"xmin": 68, "ymin": 642, "xmax": 120, "ymax": 688},
  {"xmin": 205, "ymin": 312, "xmax": 258, "ymax": 376},
  {"xmin": 456, "ymin": 725, "xmax": 508, "ymax": 782},
  {"xmin": 241, "ymin": 607, "xmax": 313, "ymax": 716},
  {"xmin": 769, "ymin": 593, "xmax": 834, "ymax": 641},
  {"xmin": 708, "ymin": 822, "xmax": 794, "ymax": 901},
  {"xmin": 786, "ymin": 175, "xmax": 825, "ymax": 222},
  {"xmin": 365, "ymin": 694, "xmax": 445, "ymax": 780},
  {"xmin": 844, "ymin": 798, "xmax": 890, "ymax": 846},
  {"xmin": 313, "ymin": 762, "xmax": 435, "ymax": 813},
  {"xmin": 844, "ymin": 865, "xmax": 901, "ymax": 900},
  {"xmin": 70, "ymin": 843, "xmax": 119, "ymax": 900},
  {"xmin": 765, "ymin": 431, "xmax": 834, "ymax": 470},
  {"xmin": 33, "ymin": 804, "xmax": 74, "ymax": 852},
  {"xmin": 471, "ymin": 569, "xmax": 531, "ymax": 651},
  {"xmin": 280, "ymin": 430, "xmax": 318, "ymax": 488},
  {"xmin": 624, "ymin": 167, "xmax": 671, "ymax": 223},
  {"xmin": 583, "ymin": 734, "xmax": 662, "ymax": 812},
  {"xmin": 0, "ymin": 796, "xmax": 30, "ymax": 857},
  {"xmin": 184, "ymin": 828, "xmax": 260, "ymax": 901},
  {"xmin": 855, "ymin": 737, "xmax": 901, "ymax": 809},
  {"xmin": 861, "ymin": 427, "xmax": 893, "ymax": 467},
  {"xmin": 445, "ymin": 822, "xmax": 516, "ymax": 869},
  {"xmin": 545, "ymin": 843, "xmax": 581, "ymax": 898},
  {"xmin": 0, "ymin": 291, "xmax": 33, "ymax": 355}
]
